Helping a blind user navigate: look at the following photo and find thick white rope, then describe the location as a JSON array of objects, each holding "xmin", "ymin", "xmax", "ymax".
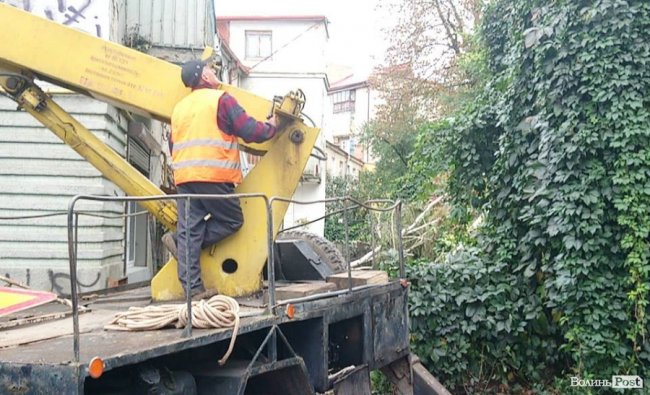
[{"xmin": 105, "ymin": 295, "xmax": 240, "ymax": 365}]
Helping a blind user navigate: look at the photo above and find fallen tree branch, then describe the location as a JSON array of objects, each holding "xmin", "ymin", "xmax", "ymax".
[
  {"xmin": 351, "ymin": 246, "xmax": 382, "ymax": 267},
  {"xmin": 351, "ymin": 197, "xmax": 445, "ymax": 268},
  {"xmin": 405, "ymin": 196, "xmax": 444, "ymax": 233}
]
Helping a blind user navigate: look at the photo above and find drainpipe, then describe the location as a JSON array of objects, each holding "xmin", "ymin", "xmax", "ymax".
[{"xmin": 366, "ymin": 85, "xmax": 370, "ymax": 163}]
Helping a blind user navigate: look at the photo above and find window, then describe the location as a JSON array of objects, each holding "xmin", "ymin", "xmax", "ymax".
[
  {"xmin": 245, "ymin": 31, "xmax": 272, "ymax": 59},
  {"xmin": 126, "ymin": 201, "xmax": 148, "ymax": 268},
  {"xmin": 332, "ymin": 89, "xmax": 356, "ymax": 113}
]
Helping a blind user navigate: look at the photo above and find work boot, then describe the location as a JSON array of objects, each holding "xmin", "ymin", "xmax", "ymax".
[
  {"xmin": 191, "ymin": 287, "xmax": 218, "ymax": 301},
  {"xmin": 162, "ymin": 232, "xmax": 178, "ymax": 260}
]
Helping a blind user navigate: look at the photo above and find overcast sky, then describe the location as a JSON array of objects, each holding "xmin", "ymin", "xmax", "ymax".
[{"xmin": 215, "ymin": 0, "xmax": 393, "ymax": 74}]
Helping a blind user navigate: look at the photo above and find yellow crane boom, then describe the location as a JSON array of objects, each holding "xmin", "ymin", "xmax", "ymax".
[{"xmin": 0, "ymin": 4, "xmax": 320, "ymax": 299}]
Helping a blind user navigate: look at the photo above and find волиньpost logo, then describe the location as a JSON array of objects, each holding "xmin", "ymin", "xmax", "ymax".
[{"xmin": 570, "ymin": 376, "xmax": 644, "ymax": 389}]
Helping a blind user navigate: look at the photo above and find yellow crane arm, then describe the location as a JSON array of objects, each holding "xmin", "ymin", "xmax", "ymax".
[
  {"xmin": 0, "ymin": 4, "xmax": 320, "ymax": 299},
  {"xmin": 0, "ymin": 3, "xmax": 276, "ymax": 152}
]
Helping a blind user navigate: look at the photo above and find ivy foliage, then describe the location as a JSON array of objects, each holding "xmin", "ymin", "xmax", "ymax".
[
  {"xmin": 324, "ymin": 174, "xmax": 369, "ymax": 243},
  {"xmin": 406, "ymin": 0, "xmax": 650, "ymax": 390}
]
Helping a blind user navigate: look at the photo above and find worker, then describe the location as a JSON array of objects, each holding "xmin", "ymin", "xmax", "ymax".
[{"xmin": 163, "ymin": 59, "xmax": 277, "ymax": 301}]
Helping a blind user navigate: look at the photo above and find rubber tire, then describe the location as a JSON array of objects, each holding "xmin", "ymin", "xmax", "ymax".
[{"xmin": 277, "ymin": 230, "xmax": 347, "ymax": 274}]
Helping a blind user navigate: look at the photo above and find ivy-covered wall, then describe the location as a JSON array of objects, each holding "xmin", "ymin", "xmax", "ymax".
[{"xmin": 407, "ymin": 0, "xmax": 650, "ymax": 391}]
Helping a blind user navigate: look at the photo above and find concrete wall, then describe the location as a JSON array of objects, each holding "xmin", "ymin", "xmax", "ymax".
[{"xmin": 0, "ymin": 94, "xmax": 128, "ymax": 293}]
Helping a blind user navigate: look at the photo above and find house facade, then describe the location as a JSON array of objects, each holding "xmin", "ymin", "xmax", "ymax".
[
  {"xmin": 326, "ymin": 140, "xmax": 364, "ymax": 179},
  {"xmin": 216, "ymin": 14, "xmax": 330, "ymax": 235},
  {"xmin": 326, "ymin": 72, "xmax": 380, "ymax": 173}
]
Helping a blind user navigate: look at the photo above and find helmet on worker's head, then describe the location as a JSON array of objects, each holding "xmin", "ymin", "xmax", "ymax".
[{"xmin": 180, "ymin": 59, "xmax": 207, "ymax": 88}]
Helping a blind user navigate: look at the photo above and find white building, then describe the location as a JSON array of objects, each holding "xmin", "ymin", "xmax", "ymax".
[
  {"xmin": 216, "ymin": 14, "xmax": 330, "ymax": 235},
  {"xmin": 326, "ymin": 141, "xmax": 364, "ymax": 179},
  {"xmin": 325, "ymin": 71, "xmax": 380, "ymax": 172}
]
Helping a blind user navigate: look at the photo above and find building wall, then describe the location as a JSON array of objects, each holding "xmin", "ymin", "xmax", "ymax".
[
  {"xmin": 327, "ymin": 83, "xmax": 381, "ymax": 164},
  {"xmin": 126, "ymin": 0, "xmax": 214, "ymax": 49},
  {"xmin": 328, "ymin": 86, "xmax": 368, "ymax": 138},
  {"xmin": 227, "ymin": 20, "xmax": 327, "ymax": 74},
  {"xmin": 0, "ymin": 0, "xmax": 117, "ymax": 39},
  {"xmin": 112, "ymin": 0, "xmax": 128, "ymax": 44},
  {"xmin": 328, "ymin": 85, "xmax": 379, "ymax": 135},
  {"xmin": 0, "ymin": 0, "xmax": 178, "ymax": 291},
  {"xmin": 326, "ymin": 142, "xmax": 364, "ymax": 179},
  {"xmin": 223, "ymin": 17, "xmax": 329, "ymax": 236},
  {"xmin": 125, "ymin": 0, "xmax": 216, "ymax": 65},
  {"xmin": 0, "ymin": 94, "xmax": 128, "ymax": 293}
]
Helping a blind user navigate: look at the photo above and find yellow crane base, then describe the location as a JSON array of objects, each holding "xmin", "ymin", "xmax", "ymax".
[{"xmin": 151, "ymin": 121, "xmax": 320, "ymax": 300}]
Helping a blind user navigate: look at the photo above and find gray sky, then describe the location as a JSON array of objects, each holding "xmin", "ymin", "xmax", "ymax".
[{"xmin": 215, "ymin": 0, "xmax": 392, "ymax": 74}]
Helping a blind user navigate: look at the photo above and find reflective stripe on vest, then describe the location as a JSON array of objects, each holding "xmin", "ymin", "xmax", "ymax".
[
  {"xmin": 173, "ymin": 139, "xmax": 240, "ymax": 151},
  {"xmin": 171, "ymin": 89, "xmax": 242, "ymax": 184},
  {"xmin": 172, "ymin": 159, "xmax": 241, "ymax": 170}
]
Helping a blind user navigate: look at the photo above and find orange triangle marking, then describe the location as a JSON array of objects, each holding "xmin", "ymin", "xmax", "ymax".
[{"xmin": 0, "ymin": 287, "xmax": 58, "ymax": 316}]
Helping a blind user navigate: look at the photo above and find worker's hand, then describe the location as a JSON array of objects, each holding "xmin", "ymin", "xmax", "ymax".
[{"xmin": 267, "ymin": 115, "xmax": 277, "ymax": 128}]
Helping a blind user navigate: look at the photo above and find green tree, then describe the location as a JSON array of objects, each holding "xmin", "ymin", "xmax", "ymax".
[{"xmin": 407, "ymin": 0, "xmax": 650, "ymax": 391}]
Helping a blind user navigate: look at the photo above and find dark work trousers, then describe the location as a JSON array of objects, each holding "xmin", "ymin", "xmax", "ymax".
[{"xmin": 176, "ymin": 182, "xmax": 243, "ymax": 292}]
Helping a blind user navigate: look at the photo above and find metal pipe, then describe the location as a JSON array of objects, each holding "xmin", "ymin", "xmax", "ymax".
[
  {"xmin": 66, "ymin": 197, "xmax": 82, "ymax": 363},
  {"xmin": 278, "ymin": 203, "xmax": 361, "ymax": 233},
  {"xmin": 63, "ymin": 192, "xmax": 405, "ymax": 361},
  {"xmin": 344, "ymin": 197, "xmax": 351, "ymax": 292},
  {"xmin": 275, "ymin": 326, "xmax": 298, "ymax": 357},
  {"xmin": 369, "ymin": 207, "xmax": 377, "ymax": 269},
  {"xmin": 396, "ymin": 201, "xmax": 405, "ymax": 278},
  {"xmin": 182, "ymin": 195, "xmax": 192, "ymax": 338},
  {"xmin": 268, "ymin": 331, "xmax": 278, "ymax": 363},
  {"xmin": 247, "ymin": 325, "xmax": 277, "ymax": 371},
  {"xmin": 266, "ymin": 197, "xmax": 276, "ymax": 314},
  {"xmin": 273, "ymin": 283, "xmax": 391, "ymax": 307}
]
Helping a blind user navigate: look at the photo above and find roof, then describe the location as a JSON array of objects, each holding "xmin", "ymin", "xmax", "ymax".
[
  {"xmin": 219, "ymin": 37, "xmax": 250, "ymax": 75},
  {"xmin": 329, "ymin": 73, "xmax": 369, "ymax": 92},
  {"xmin": 218, "ymin": 15, "xmax": 327, "ymax": 22},
  {"xmin": 326, "ymin": 140, "xmax": 365, "ymax": 167}
]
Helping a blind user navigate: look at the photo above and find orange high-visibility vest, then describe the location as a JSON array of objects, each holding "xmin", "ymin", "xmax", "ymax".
[{"xmin": 171, "ymin": 89, "xmax": 242, "ymax": 185}]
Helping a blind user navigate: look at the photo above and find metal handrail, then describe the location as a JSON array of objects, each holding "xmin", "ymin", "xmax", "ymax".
[
  {"xmin": 67, "ymin": 193, "xmax": 269, "ymax": 362},
  {"xmin": 65, "ymin": 193, "xmax": 404, "ymax": 363},
  {"xmin": 269, "ymin": 196, "xmax": 404, "ymax": 298}
]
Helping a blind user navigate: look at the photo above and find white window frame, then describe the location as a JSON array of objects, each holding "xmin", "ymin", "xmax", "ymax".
[
  {"xmin": 245, "ymin": 30, "xmax": 272, "ymax": 59},
  {"xmin": 332, "ymin": 89, "xmax": 356, "ymax": 113}
]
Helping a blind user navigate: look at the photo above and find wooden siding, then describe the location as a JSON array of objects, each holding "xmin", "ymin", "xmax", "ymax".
[{"xmin": 0, "ymin": 93, "xmax": 129, "ymax": 293}]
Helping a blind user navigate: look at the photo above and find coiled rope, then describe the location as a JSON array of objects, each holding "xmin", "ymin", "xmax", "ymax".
[{"xmin": 105, "ymin": 295, "xmax": 240, "ymax": 365}]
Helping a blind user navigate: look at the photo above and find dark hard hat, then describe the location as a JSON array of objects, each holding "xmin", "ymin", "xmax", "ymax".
[{"xmin": 180, "ymin": 59, "xmax": 206, "ymax": 88}]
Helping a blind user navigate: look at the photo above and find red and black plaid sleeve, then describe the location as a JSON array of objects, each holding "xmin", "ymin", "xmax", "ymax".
[{"xmin": 217, "ymin": 93, "xmax": 276, "ymax": 143}]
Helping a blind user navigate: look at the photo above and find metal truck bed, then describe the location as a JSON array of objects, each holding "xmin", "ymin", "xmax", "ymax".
[{"xmin": 0, "ymin": 281, "xmax": 409, "ymax": 394}]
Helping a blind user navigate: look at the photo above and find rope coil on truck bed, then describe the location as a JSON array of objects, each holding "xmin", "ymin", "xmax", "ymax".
[{"xmin": 105, "ymin": 295, "xmax": 241, "ymax": 365}]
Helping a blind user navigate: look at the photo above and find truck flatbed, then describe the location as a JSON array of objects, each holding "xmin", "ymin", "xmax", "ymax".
[{"xmin": 0, "ymin": 280, "xmax": 409, "ymax": 394}]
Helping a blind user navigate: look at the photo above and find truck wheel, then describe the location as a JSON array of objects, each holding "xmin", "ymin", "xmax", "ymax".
[{"xmin": 277, "ymin": 230, "xmax": 347, "ymax": 274}]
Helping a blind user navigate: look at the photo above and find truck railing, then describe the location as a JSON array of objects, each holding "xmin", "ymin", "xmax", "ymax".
[{"xmin": 65, "ymin": 193, "xmax": 405, "ymax": 363}]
